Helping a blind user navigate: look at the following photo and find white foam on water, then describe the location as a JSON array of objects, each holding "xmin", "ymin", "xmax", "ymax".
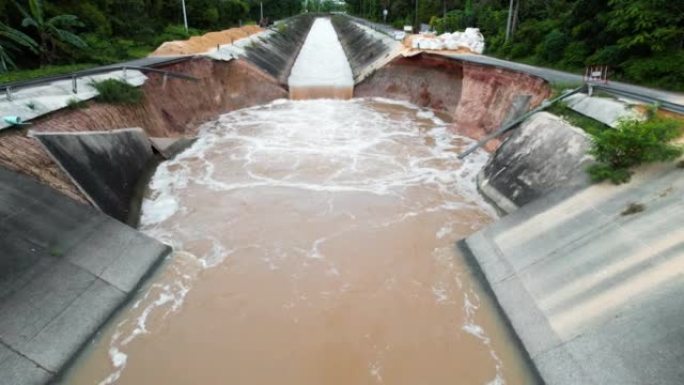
[{"xmin": 95, "ymin": 98, "xmax": 503, "ymax": 384}]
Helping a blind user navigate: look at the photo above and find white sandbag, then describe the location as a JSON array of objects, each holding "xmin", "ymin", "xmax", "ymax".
[{"xmin": 411, "ymin": 27, "xmax": 485, "ymax": 53}]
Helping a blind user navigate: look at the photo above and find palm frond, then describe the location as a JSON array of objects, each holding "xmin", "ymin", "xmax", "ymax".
[
  {"xmin": 0, "ymin": 45, "xmax": 18, "ymax": 72},
  {"xmin": 48, "ymin": 14, "xmax": 84, "ymax": 28},
  {"xmin": 0, "ymin": 22, "xmax": 38, "ymax": 53},
  {"xmin": 28, "ymin": 0, "xmax": 44, "ymax": 26},
  {"xmin": 55, "ymin": 29, "xmax": 87, "ymax": 49}
]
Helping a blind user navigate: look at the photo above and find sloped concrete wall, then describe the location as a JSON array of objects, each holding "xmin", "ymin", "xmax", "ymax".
[
  {"xmin": 240, "ymin": 14, "xmax": 315, "ymax": 85},
  {"xmin": 477, "ymin": 112, "xmax": 593, "ymax": 213},
  {"xmin": 0, "ymin": 166, "xmax": 170, "ymax": 385},
  {"xmin": 31, "ymin": 128, "xmax": 155, "ymax": 223},
  {"xmin": 331, "ymin": 15, "xmax": 403, "ymax": 84},
  {"xmin": 461, "ymin": 162, "xmax": 684, "ymax": 385}
]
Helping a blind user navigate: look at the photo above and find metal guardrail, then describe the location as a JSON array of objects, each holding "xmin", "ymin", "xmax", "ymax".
[
  {"xmin": 1, "ymin": 60, "xmax": 197, "ymax": 102},
  {"xmin": 593, "ymin": 84, "xmax": 684, "ymax": 115}
]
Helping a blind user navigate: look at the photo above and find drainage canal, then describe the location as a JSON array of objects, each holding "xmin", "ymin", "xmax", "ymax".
[
  {"xmin": 288, "ymin": 18, "xmax": 354, "ymax": 100},
  {"xmin": 63, "ymin": 18, "xmax": 537, "ymax": 385}
]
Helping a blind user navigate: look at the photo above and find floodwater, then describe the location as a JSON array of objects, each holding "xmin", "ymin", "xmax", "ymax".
[
  {"xmin": 65, "ymin": 98, "xmax": 536, "ymax": 385},
  {"xmin": 288, "ymin": 18, "xmax": 354, "ymax": 100}
]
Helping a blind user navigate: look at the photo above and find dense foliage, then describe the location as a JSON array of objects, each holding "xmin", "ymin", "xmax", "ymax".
[
  {"xmin": 0, "ymin": 0, "xmax": 303, "ymax": 74},
  {"xmin": 588, "ymin": 115, "xmax": 683, "ymax": 184},
  {"xmin": 347, "ymin": 0, "xmax": 684, "ymax": 91}
]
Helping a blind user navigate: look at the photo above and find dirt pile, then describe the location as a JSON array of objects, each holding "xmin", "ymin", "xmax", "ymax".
[{"xmin": 151, "ymin": 25, "xmax": 262, "ymax": 56}]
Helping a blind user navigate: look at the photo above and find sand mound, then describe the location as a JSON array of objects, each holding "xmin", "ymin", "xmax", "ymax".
[{"xmin": 151, "ymin": 25, "xmax": 263, "ymax": 56}]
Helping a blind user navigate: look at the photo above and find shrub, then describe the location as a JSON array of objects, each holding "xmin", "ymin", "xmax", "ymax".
[
  {"xmin": 563, "ymin": 41, "xmax": 590, "ymax": 67},
  {"xmin": 91, "ymin": 79, "xmax": 143, "ymax": 105},
  {"xmin": 587, "ymin": 116, "xmax": 683, "ymax": 184},
  {"xmin": 586, "ymin": 45, "xmax": 625, "ymax": 67},
  {"xmin": 66, "ymin": 98, "xmax": 86, "ymax": 110},
  {"xmin": 623, "ymin": 51, "xmax": 684, "ymax": 92},
  {"xmin": 536, "ymin": 29, "xmax": 569, "ymax": 63}
]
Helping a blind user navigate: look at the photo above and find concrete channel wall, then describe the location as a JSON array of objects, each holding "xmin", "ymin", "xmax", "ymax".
[
  {"xmin": 331, "ymin": 15, "xmax": 403, "ymax": 84},
  {"xmin": 461, "ymin": 161, "xmax": 684, "ymax": 385},
  {"xmin": 241, "ymin": 14, "xmax": 315, "ymax": 85},
  {"xmin": 30, "ymin": 128, "xmax": 156, "ymax": 223},
  {"xmin": 477, "ymin": 112, "xmax": 594, "ymax": 213},
  {"xmin": 0, "ymin": 167, "xmax": 171, "ymax": 385}
]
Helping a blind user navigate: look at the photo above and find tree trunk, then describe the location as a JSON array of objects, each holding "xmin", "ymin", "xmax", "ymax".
[
  {"xmin": 505, "ymin": 0, "xmax": 514, "ymax": 42},
  {"xmin": 512, "ymin": 0, "xmax": 520, "ymax": 37},
  {"xmin": 39, "ymin": 32, "xmax": 47, "ymax": 67}
]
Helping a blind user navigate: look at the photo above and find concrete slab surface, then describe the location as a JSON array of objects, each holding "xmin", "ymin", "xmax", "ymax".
[
  {"xmin": 478, "ymin": 112, "xmax": 593, "ymax": 213},
  {"xmin": 30, "ymin": 128, "xmax": 155, "ymax": 222},
  {"xmin": 463, "ymin": 162, "xmax": 684, "ymax": 385},
  {"xmin": 0, "ymin": 166, "xmax": 171, "ymax": 384},
  {"xmin": 565, "ymin": 93, "xmax": 643, "ymax": 127}
]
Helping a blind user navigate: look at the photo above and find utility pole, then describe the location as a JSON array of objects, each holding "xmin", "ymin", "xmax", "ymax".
[
  {"xmin": 181, "ymin": 0, "xmax": 188, "ymax": 32},
  {"xmin": 505, "ymin": 0, "xmax": 513, "ymax": 41},
  {"xmin": 414, "ymin": 0, "xmax": 419, "ymax": 32},
  {"xmin": 260, "ymin": 2, "xmax": 264, "ymax": 22}
]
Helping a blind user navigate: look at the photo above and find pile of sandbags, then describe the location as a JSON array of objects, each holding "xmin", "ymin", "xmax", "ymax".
[{"xmin": 411, "ymin": 28, "xmax": 485, "ymax": 54}]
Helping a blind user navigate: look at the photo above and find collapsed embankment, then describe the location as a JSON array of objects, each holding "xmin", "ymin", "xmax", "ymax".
[
  {"xmin": 0, "ymin": 58, "xmax": 288, "ymax": 204},
  {"xmin": 355, "ymin": 53, "xmax": 551, "ymax": 149},
  {"xmin": 0, "ymin": 52, "xmax": 552, "ymax": 208}
]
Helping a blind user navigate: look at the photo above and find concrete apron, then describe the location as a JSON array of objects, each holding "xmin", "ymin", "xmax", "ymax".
[{"xmin": 461, "ymin": 161, "xmax": 684, "ymax": 385}]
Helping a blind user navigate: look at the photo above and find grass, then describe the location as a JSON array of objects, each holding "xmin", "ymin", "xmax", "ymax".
[
  {"xmin": 0, "ymin": 63, "xmax": 95, "ymax": 85},
  {"xmin": 91, "ymin": 79, "xmax": 143, "ymax": 105},
  {"xmin": 66, "ymin": 98, "xmax": 87, "ymax": 110}
]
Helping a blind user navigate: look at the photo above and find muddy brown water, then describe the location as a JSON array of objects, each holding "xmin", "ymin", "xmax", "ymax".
[{"xmin": 64, "ymin": 98, "xmax": 536, "ymax": 385}]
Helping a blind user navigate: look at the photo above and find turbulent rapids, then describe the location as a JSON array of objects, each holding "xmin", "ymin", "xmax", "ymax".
[{"xmin": 65, "ymin": 98, "xmax": 535, "ymax": 385}]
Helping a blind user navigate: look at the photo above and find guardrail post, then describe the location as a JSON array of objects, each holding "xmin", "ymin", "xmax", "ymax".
[
  {"xmin": 72, "ymin": 75, "xmax": 78, "ymax": 94},
  {"xmin": 162, "ymin": 73, "xmax": 168, "ymax": 90},
  {"xmin": 5, "ymin": 86, "xmax": 12, "ymax": 102},
  {"xmin": 122, "ymin": 66, "xmax": 127, "ymax": 81}
]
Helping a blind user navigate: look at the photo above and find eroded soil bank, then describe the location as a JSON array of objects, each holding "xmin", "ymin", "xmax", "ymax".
[{"xmin": 63, "ymin": 99, "xmax": 538, "ymax": 385}]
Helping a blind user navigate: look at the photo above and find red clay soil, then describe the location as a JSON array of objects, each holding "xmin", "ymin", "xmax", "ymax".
[
  {"xmin": 355, "ymin": 54, "xmax": 465, "ymax": 116},
  {"xmin": 0, "ymin": 58, "xmax": 287, "ymax": 203},
  {"xmin": 355, "ymin": 53, "xmax": 551, "ymax": 150}
]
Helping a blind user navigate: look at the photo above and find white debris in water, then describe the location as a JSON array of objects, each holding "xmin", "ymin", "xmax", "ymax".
[{"xmin": 288, "ymin": 18, "xmax": 354, "ymax": 89}]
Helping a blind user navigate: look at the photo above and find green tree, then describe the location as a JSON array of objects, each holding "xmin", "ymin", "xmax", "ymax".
[
  {"xmin": 15, "ymin": 0, "xmax": 87, "ymax": 65},
  {"xmin": 0, "ymin": 21, "xmax": 37, "ymax": 72}
]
